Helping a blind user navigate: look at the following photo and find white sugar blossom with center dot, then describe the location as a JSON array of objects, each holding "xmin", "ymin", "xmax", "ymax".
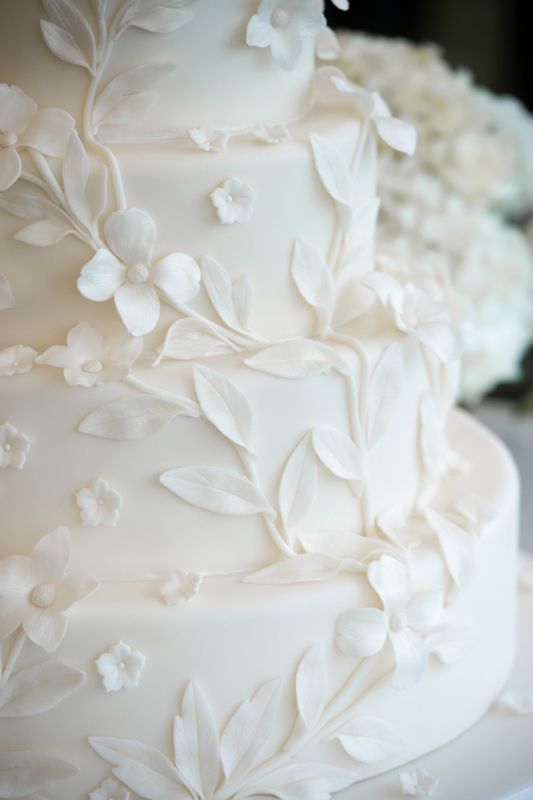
[
  {"xmin": 0, "ymin": 83, "xmax": 74, "ymax": 191},
  {"xmin": 160, "ymin": 570, "xmax": 203, "ymax": 605},
  {"xmin": 253, "ymin": 122, "xmax": 290, "ymax": 144},
  {"xmin": 210, "ymin": 177, "xmax": 255, "ymax": 224},
  {"xmin": 336, "ymin": 555, "xmax": 448, "ymax": 689},
  {"xmin": 399, "ymin": 767, "xmax": 440, "ymax": 797},
  {"xmin": 246, "ymin": 0, "xmax": 326, "ymax": 71},
  {"xmin": 187, "ymin": 126, "xmax": 229, "ymax": 152},
  {"xmin": 36, "ymin": 322, "xmax": 143, "ymax": 387},
  {"xmin": 77, "ymin": 208, "xmax": 201, "ymax": 336},
  {"xmin": 89, "ymin": 775, "xmax": 131, "ymax": 800},
  {"xmin": 96, "ymin": 641, "xmax": 146, "ymax": 692},
  {"xmin": 0, "ymin": 345, "xmax": 37, "ymax": 376},
  {"xmin": 0, "ymin": 527, "xmax": 99, "ymax": 652},
  {"xmin": 0, "ymin": 421, "xmax": 32, "ymax": 469},
  {"xmin": 75, "ymin": 477, "xmax": 123, "ymax": 528}
]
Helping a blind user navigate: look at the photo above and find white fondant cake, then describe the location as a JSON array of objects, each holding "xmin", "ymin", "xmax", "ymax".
[{"xmin": 0, "ymin": 2, "xmax": 519, "ymax": 799}]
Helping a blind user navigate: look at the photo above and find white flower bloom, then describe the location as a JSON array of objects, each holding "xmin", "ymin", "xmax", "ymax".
[
  {"xmin": 36, "ymin": 322, "xmax": 143, "ymax": 387},
  {"xmin": 0, "ymin": 345, "xmax": 37, "ymax": 376},
  {"xmin": 252, "ymin": 122, "xmax": 290, "ymax": 144},
  {"xmin": 497, "ymin": 689, "xmax": 533, "ymax": 716},
  {"xmin": 0, "ymin": 527, "xmax": 99, "ymax": 652},
  {"xmin": 0, "ymin": 84, "xmax": 74, "ymax": 191},
  {"xmin": 210, "ymin": 177, "xmax": 255, "ymax": 224},
  {"xmin": 336, "ymin": 555, "xmax": 447, "ymax": 689},
  {"xmin": 0, "ymin": 421, "xmax": 32, "ymax": 469},
  {"xmin": 89, "ymin": 775, "xmax": 131, "ymax": 800},
  {"xmin": 77, "ymin": 208, "xmax": 201, "ymax": 336},
  {"xmin": 187, "ymin": 126, "xmax": 229, "ymax": 152},
  {"xmin": 161, "ymin": 571, "xmax": 203, "ymax": 605},
  {"xmin": 0, "ymin": 273, "xmax": 15, "ymax": 310},
  {"xmin": 399, "ymin": 767, "xmax": 439, "ymax": 797},
  {"xmin": 96, "ymin": 640, "xmax": 146, "ymax": 692},
  {"xmin": 246, "ymin": 0, "xmax": 326, "ymax": 71},
  {"xmin": 75, "ymin": 477, "xmax": 123, "ymax": 528}
]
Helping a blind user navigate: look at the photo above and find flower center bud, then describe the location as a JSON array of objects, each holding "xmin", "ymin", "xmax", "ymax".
[
  {"xmin": 389, "ymin": 610, "xmax": 407, "ymax": 632},
  {"xmin": 127, "ymin": 263, "xmax": 150, "ymax": 284},
  {"xmin": 30, "ymin": 583, "xmax": 57, "ymax": 608},
  {"xmin": 0, "ymin": 131, "xmax": 18, "ymax": 147},
  {"xmin": 119, "ymin": 661, "xmax": 126, "ymax": 670},
  {"xmin": 83, "ymin": 360, "xmax": 103, "ymax": 374},
  {"xmin": 271, "ymin": 8, "xmax": 289, "ymax": 27}
]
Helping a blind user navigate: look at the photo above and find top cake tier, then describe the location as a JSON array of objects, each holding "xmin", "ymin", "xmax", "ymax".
[{"xmin": 0, "ymin": 0, "xmax": 322, "ymax": 133}]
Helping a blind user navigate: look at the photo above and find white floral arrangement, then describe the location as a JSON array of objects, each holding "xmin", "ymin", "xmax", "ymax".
[{"xmin": 335, "ymin": 32, "xmax": 533, "ymax": 403}]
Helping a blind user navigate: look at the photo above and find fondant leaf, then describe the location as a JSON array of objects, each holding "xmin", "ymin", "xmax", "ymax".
[
  {"xmin": 245, "ymin": 340, "xmax": 350, "ymax": 378},
  {"xmin": 160, "ymin": 466, "xmax": 275, "ymax": 517},
  {"xmin": 201, "ymin": 256, "xmax": 249, "ymax": 334},
  {"xmin": 365, "ymin": 342, "xmax": 403, "ymax": 448},
  {"xmin": 193, "ymin": 364, "xmax": 254, "ymax": 453},
  {"xmin": 299, "ymin": 530, "xmax": 395, "ymax": 565},
  {"xmin": 0, "ymin": 181, "xmax": 64, "ymax": 221},
  {"xmin": 79, "ymin": 396, "xmax": 198, "ymax": 440},
  {"xmin": 336, "ymin": 717, "xmax": 404, "ymax": 763},
  {"xmin": 157, "ymin": 318, "xmax": 233, "ymax": 362},
  {"xmin": 93, "ymin": 63, "xmax": 175, "ymax": 130},
  {"xmin": 279, "ymin": 433, "xmax": 318, "ymax": 532},
  {"xmin": 0, "ymin": 662, "xmax": 85, "ymax": 718},
  {"xmin": 232, "ymin": 273, "xmax": 255, "ymax": 330},
  {"xmin": 173, "ymin": 681, "xmax": 220, "ymax": 799},
  {"xmin": 117, "ymin": 0, "xmax": 197, "ymax": 34},
  {"xmin": 0, "ymin": 751, "xmax": 77, "ymax": 797},
  {"xmin": 244, "ymin": 553, "xmax": 341, "ymax": 584},
  {"xmin": 296, "ymin": 644, "xmax": 328, "ymax": 728},
  {"xmin": 41, "ymin": 0, "xmax": 96, "ymax": 73},
  {"xmin": 291, "ymin": 239, "xmax": 334, "ymax": 332},
  {"xmin": 248, "ymin": 762, "xmax": 357, "ymax": 798},
  {"xmin": 425, "ymin": 508, "xmax": 475, "ymax": 593},
  {"xmin": 309, "ymin": 132, "xmax": 353, "ymax": 232},
  {"xmin": 62, "ymin": 132, "xmax": 92, "ymax": 227},
  {"xmin": 311, "ymin": 426, "xmax": 362, "ymax": 484},
  {"xmin": 14, "ymin": 219, "xmax": 72, "ymax": 246},
  {"xmin": 220, "ymin": 678, "xmax": 281, "ymax": 780}
]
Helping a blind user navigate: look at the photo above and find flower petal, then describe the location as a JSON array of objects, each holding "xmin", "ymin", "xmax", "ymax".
[
  {"xmin": 24, "ymin": 608, "xmax": 68, "ymax": 653},
  {"xmin": 292, "ymin": 3, "xmax": 326, "ymax": 36},
  {"xmin": 35, "ymin": 344, "xmax": 77, "ymax": 370},
  {"xmin": 114, "ymin": 281, "xmax": 160, "ymax": 336},
  {"xmin": 336, "ymin": 607, "xmax": 388, "ymax": 658},
  {"xmin": 151, "ymin": 253, "xmax": 201, "ymax": 306},
  {"xmin": 104, "ymin": 208, "xmax": 156, "ymax": 265},
  {"xmin": 55, "ymin": 570, "xmax": 100, "ymax": 611},
  {"xmin": 0, "ymin": 146, "xmax": 22, "ymax": 191},
  {"xmin": 368, "ymin": 555, "xmax": 413, "ymax": 616},
  {"xmin": 271, "ymin": 29, "xmax": 303, "ymax": 71},
  {"xmin": 66, "ymin": 321, "xmax": 104, "ymax": 356},
  {"xmin": 0, "ymin": 84, "xmax": 37, "ymax": 134},
  {"xmin": 406, "ymin": 588, "xmax": 447, "ymax": 634},
  {"xmin": 390, "ymin": 628, "xmax": 428, "ymax": 690},
  {"xmin": 0, "ymin": 555, "xmax": 35, "ymax": 636},
  {"xmin": 375, "ymin": 116, "xmax": 417, "ymax": 156},
  {"xmin": 18, "ymin": 107, "xmax": 75, "ymax": 156},
  {"xmin": 101, "ymin": 334, "xmax": 143, "ymax": 368},
  {"xmin": 77, "ymin": 249, "xmax": 125, "ymax": 302},
  {"xmin": 31, "ymin": 527, "xmax": 71, "ymax": 582},
  {"xmin": 246, "ymin": 14, "xmax": 273, "ymax": 48},
  {"xmin": 417, "ymin": 321, "xmax": 463, "ymax": 363}
]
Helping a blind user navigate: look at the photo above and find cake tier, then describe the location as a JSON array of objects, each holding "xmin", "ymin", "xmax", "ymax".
[
  {"xmin": 0, "ymin": 411, "xmax": 519, "ymax": 800},
  {"xmin": 0, "ymin": 0, "xmax": 318, "ymax": 133}
]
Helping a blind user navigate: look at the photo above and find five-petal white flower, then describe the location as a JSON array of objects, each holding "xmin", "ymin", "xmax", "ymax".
[
  {"xmin": 75, "ymin": 477, "xmax": 123, "ymax": 528},
  {"xmin": 0, "ymin": 527, "xmax": 99, "ymax": 652},
  {"xmin": 89, "ymin": 776, "xmax": 131, "ymax": 800},
  {"xmin": 210, "ymin": 177, "xmax": 256, "ymax": 224},
  {"xmin": 0, "ymin": 84, "xmax": 74, "ymax": 191},
  {"xmin": 336, "ymin": 555, "xmax": 447, "ymax": 689},
  {"xmin": 77, "ymin": 208, "xmax": 201, "ymax": 336},
  {"xmin": 0, "ymin": 421, "xmax": 31, "ymax": 469},
  {"xmin": 36, "ymin": 321, "xmax": 143, "ymax": 387},
  {"xmin": 246, "ymin": 0, "xmax": 326, "ymax": 71},
  {"xmin": 160, "ymin": 571, "xmax": 203, "ymax": 605},
  {"xmin": 96, "ymin": 641, "xmax": 146, "ymax": 692},
  {"xmin": 0, "ymin": 345, "xmax": 37, "ymax": 377},
  {"xmin": 399, "ymin": 767, "xmax": 440, "ymax": 797}
]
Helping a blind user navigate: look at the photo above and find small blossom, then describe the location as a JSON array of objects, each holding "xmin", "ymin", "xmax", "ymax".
[
  {"xmin": 75, "ymin": 478, "xmax": 123, "ymax": 528},
  {"xmin": 36, "ymin": 322, "xmax": 142, "ymax": 387},
  {"xmin": 0, "ymin": 527, "xmax": 99, "ymax": 652},
  {"xmin": 210, "ymin": 177, "xmax": 255, "ymax": 224},
  {"xmin": 0, "ymin": 421, "xmax": 32, "ymax": 469},
  {"xmin": 497, "ymin": 689, "xmax": 533, "ymax": 716},
  {"xmin": 89, "ymin": 776, "xmax": 131, "ymax": 800},
  {"xmin": 77, "ymin": 209, "xmax": 201, "ymax": 336},
  {"xmin": 399, "ymin": 767, "xmax": 439, "ymax": 797},
  {"xmin": 0, "ymin": 83, "xmax": 74, "ymax": 191},
  {"xmin": 246, "ymin": 0, "xmax": 326, "ymax": 71},
  {"xmin": 252, "ymin": 122, "xmax": 290, "ymax": 144},
  {"xmin": 0, "ymin": 345, "xmax": 37, "ymax": 376},
  {"xmin": 0, "ymin": 273, "xmax": 15, "ymax": 310},
  {"xmin": 96, "ymin": 641, "xmax": 146, "ymax": 692},
  {"xmin": 161, "ymin": 571, "xmax": 203, "ymax": 605},
  {"xmin": 187, "ymin": 126, "xmax": 229, "ymax": 152}
]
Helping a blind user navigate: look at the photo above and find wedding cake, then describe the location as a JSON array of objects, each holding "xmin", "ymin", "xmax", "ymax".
[{"xmin": 0, "ymin": 2, "xmax": 519, "ymax": 799}]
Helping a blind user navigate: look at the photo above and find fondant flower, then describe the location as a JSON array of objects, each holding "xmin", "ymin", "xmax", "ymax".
[
  {"xmin": 36, "ymin": 322, "xmax": 143, "ymax": 387},
  {"xmin": 75, "ymin": 478, "xmax": 123, "ymax": 528},
  {"xmin": 0, "ymin": 421, "xmax": 31, "ymax": 469},
  {"xmin": 0, "ymin": 274, "xmax": 15, "ymax": 310},
  {"xmin": 0, "ymin": 345, "xmax": 37, "ymax": 376},
  {"xmin": 399, "ymin": 768, "xmax": 439, "ymax": 797},
  {"xmin": 0, "ymin": 527, "xmax": 99, "ymax": 652},
  {"xmin": 253, "ymin": 122, "xmax": 290, "ymax": 144},
  {"xmin": 77, "ymin": 209, "xmax": 201, "ymax": 336},
  {"xmin": 96, "ymin": 641, "xmax": 146, "ymax": 692},
  {"xmin": 160, "ymin": 571, "xmax": 203, "ymax": 605},
  {"xmin": 336, "ymin": 555, "xmax": 447, "ymax": 689},
  {"xmin": 0, "ymin": 84, "xmax": 75, "ymax": 191},
  {"xmin": 363, "ymin": 272, "xmax": 463, "ymax": 363},
  {"xmin": 246, "ymin": 0, "xmax": 325, "ymax": 70},
  {"xmin": 89, "ymin": 776, "xmax": 131, "ymax": 800},
  {"xmin": 210, "ymin": 178, "xmax": 255, "ymax": 224},
  {"xmin": 187, "ymin": 126, "xmax": 229, "ymax": 152}
]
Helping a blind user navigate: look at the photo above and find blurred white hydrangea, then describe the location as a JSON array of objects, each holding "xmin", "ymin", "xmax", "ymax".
[{"xmin": 337, "ymin": 33, "xmax": 533, "ymax": 403}]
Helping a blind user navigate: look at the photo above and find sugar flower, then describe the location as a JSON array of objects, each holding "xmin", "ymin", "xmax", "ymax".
[
  {"xmin": 96, "ymin": 640, "xmax": 146, "ymax": 692},
  {"xmin": 187, "ymin": 126, "xmax": 229, "ymax": 152},
  {"xmin": 160, "ymin": 571, "xmax": 203, "ymax": 605},
  {"xmin": 252, "ymin": 122, "xmax": 290, "ymax": 144},
  {"xmin": 0, "ymin": 83, "xmax": 74, "ymax": 191},
  {"xmin": 0, "ymin": 345, "xmax": 37, "ymax": 376},
  {"xmin": 210, "ymin": 177, "xmax": 255, "ymax": 224},
  {"xmin": 0, "ymin": 421, "xmax": 31, "ymax": 469},
  {"xmin": 0, "ymin": 274, "xmax": 15, "ymax": 309},
  {"xmin": 75, "ymin": 477, "xmax": 123, "ymax": 528},
  {"xmin": 0, "ymin": 527, "xmax": 99, "ymax": 652},
  {"xmin": 89, "ymin": 776, "xmax": 131, "ymax": 800},
  {"xmin": 246, "ymin": 0, "xmax": 326, "ymax": 71},
  {"xmin": 399, "ymin": 767, "xmax": 439, "ymax": 797},
  {"xmin": 77, "ymin": 208, "xmax": 201, "ymax": 336},
  {"xmin": 36, "ymin": 321, "xmax": 143, "ymax": 387}
]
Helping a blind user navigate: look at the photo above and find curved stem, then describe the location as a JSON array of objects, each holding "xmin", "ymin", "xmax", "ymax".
[
  {"xmin": 124, "ymin": 374, "xmax": 200, "ymax": 418},
  {"xmin": 0, "ymin": 630, "xmax": 27, "ymax": 688},
  {"xmin": 177, "ymin": 303, "xmax": 269, "ymax": 350},
  {"xmin": 239, "ymin": 450, "xmax": 294, "ymax": 557}
]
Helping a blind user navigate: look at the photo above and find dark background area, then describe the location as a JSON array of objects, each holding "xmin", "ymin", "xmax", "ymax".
[{"xmin": 326, "ymin": 0, "xmax": 533, "ymax": 112}]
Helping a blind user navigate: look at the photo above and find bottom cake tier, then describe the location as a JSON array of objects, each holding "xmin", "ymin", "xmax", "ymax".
[{"xmin": 0, "ymin": 409, "xmax": 519, "ymax": 800}]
